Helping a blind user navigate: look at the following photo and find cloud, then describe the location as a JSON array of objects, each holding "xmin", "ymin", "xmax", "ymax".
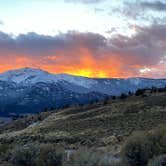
[
  {"xmin": 0, "ymin": 24, "xmax": 166, "ymax": 78},
  {"xmin": 94, "ymin": 8, "xmax": 105, "ymax": 13},
  {"xmin": 65, "ymin": 0, "xmax": 104, "ymax": 4},
  {"xmin": 140, "ymin": 1, "xmax": 166, "ymax": 11},
  {"xmin": 114, "ymin": 0, "xmax": 166, "ymax": 23},
  {"xmin": 3, "ymin": 31, "xmax": 106, "ymax": 56},
  {"xmin": 0, "ymin": 20, "xmax": 3, "ymax": 25}
]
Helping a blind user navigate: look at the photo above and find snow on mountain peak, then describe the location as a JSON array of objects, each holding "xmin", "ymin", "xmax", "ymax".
[
  {"xmin": 0, "ymin": 67, "xmax": 57, "ymax": 84},
  {"xmin": 56, "ymin": 73, "xmax": 98, "ymax": 88},
  {"xmin": 2, "ymin": 68, "xmax": 165, "ymax": 90},
  {"xmin": 0, "ymin": 67, "xmax": 47, "ymax": 76},
  {"xmin": 0, "ymin": 67, "xmax": 97, "ymax": 88}
]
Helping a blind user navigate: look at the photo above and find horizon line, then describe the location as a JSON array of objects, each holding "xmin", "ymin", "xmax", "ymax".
[{"xmin": 0, "ymin": 67, "xmax": 166, "ymax": 80}]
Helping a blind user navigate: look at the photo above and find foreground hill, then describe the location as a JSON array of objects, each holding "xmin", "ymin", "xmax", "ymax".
[
  {"xmin": 0, "ymin": 67, "xmax": 166, "ymax": 116},
  {"xmin": 0, "ymin": 91, "xmax": 166, "ymax": 149},
  {"xmin": 0, "ymin": 90, "xmax": 165, "ymax": 165}
]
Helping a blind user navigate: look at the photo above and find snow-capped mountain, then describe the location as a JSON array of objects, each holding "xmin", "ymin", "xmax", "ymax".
[
  {"xmin": 0, "ymin": 68, "xmax": 97, "ymax": 88},
  {"xmin": 0, "ymin": 67, "xmax": 166, "ymax": 116}
]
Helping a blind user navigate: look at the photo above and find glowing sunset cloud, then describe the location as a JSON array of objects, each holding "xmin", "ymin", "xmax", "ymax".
[{"xmin": 0, "ymin": 0, "xmax": 166, "ymax": 78}]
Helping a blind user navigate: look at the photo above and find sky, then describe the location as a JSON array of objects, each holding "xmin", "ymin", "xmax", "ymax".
[{"xmin": 0, "ymin": 0, "xmax": 166, "ymax": 78}]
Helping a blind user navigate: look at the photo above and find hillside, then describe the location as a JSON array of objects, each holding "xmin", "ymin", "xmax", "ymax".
[{"xmin": 0, "ymin": 91, "xmax": 166, "ymax": 151}]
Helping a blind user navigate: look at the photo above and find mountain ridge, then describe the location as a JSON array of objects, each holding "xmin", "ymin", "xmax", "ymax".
[
  {"xmin": 1, "ymin": 67, "xmax": 166, "ymax": 80},
  {"xmin": 0, "ymin": 67, "xmax": 166, "ymax": 116}
]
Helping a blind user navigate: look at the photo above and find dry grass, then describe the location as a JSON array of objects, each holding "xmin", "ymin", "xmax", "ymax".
[{"xmin": 0, "ymin": 92, "xmax": 166, "ymax": 153}]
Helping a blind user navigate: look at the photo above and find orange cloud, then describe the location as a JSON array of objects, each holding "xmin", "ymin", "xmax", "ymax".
[
  {"xmin": 0, "ymin": 30, "xmax": 166, "ymax": 78},
  {"xmin": 0, "ymin": 47, "xmax": 144, "ymax": 78}
]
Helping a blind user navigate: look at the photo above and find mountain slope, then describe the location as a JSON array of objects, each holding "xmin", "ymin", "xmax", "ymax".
[
  {"xmin": 0, "ymin": 67, "xmax": 166, "ymax": 116},
  {"xmin": 0, "ymin": 91, "xmax": 166, "ymax": 153}
]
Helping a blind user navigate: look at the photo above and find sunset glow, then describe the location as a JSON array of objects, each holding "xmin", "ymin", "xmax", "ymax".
[
  {"xmin": 0, "ymin": 0, "xmax": 166, "ymax": 78},
  {"xmin": 0, "ymin": 51, "xmax": 161, "ymax": 78}
]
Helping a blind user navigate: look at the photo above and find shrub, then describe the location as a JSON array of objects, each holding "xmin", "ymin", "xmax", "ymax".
[
  {"xmin": 112, "ymin": 96, "xmax": 116, "ymax": 100},
  {"xmin": 0, "ymin": 162, "xmax": 13, "ymax": 166},
  {"xmin": 35, "ymin": 144, "xmax": 65, "ymax": 166},
  {"xmin": 0, "ymin": 144, "xmax": 12, "ymax": 165},
  {"xmin": 135, "ymin": 89, "xmax": 145, "ymax": 96},
  {"xmin": 147, "ymin": 154, "xmax": 166, "ymax": 166},
  {"xmin": 10, "ymin": 144, "xmax": 38, "ymax": 166},
  {"xmin": 0, "ymin": 144, "xmax": 11, "ymax": 155},
  {"xmin": 10, "ymin": 143, "xmax": 65, "ymax": 166},
  {"xmin": 147, "ymin": 125, "xmax": 166, "ymax": 156},
  {"xmin": 103, "ymin": 96, "xmax": 110, "ymax": 105},
  {"xmin": 122, "ymin": 132, "xmax": 153, "ymax": 166},
  {"xmin": 121, "ymin": 125, "xmax": 166, "ymax": 166},
  {"xmin": 128, "ymin": 91, "xmax": 133, "ymax": 96},
  {"xmin": 120, "ymin": 93, "xmax": 127, "ymax": 99},
  {"xmin": 64, "ymin": 148, "xmax": 119, "ymax": 166}
]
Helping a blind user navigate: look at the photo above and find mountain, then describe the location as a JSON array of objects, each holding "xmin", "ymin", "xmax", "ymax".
[{"xmin": 0, "ymin": 67, "xmax": 166, "ymax": 116}]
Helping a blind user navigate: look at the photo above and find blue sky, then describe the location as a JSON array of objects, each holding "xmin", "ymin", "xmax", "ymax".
[{"xmin": 0, "ymin": 0, "xmax": 137, "ymax": 36}]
